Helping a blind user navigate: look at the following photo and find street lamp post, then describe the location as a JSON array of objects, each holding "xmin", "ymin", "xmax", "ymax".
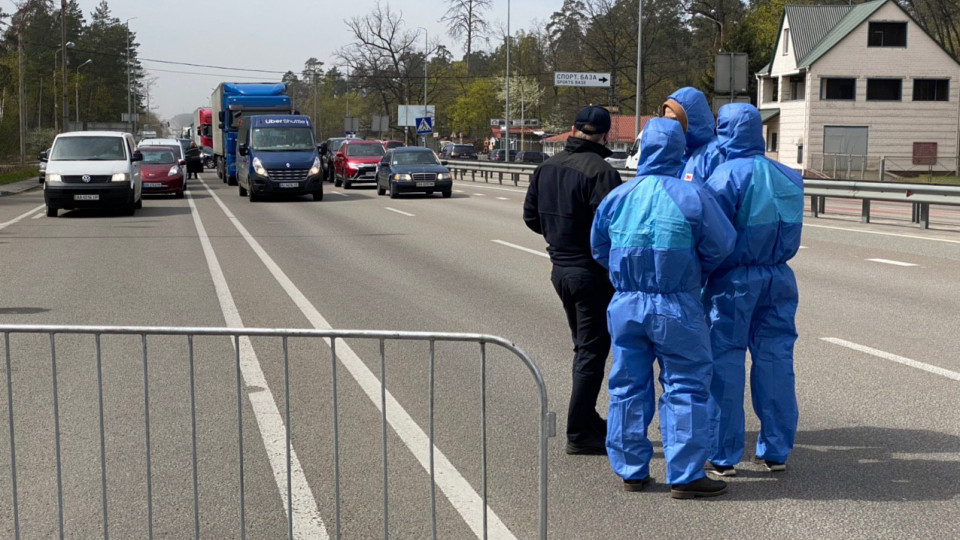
[
  {"xmin": 61, "ymin": 0, "xmax": 69, "ymax": 132},
  {"xmin": 634, "ymin": 0, "xmax": 642, "ymax": 136},
  {"xmin": 125, "ymin": 17, "xmax": 137, "ymax": 133},
  {"xmin": 505, "ymin": 0, "xmax": 511, "ymax": 162},
  {"xmin": 53, "ymin": 42, "xmax": 75, "ymax": 132},
  {"xmin": 76, "ymin": 59, "xmax": 92, "ymax": 124},
  {"xmin": 420, "ymin": 28, "xmax": 428, "ymax": 148}
]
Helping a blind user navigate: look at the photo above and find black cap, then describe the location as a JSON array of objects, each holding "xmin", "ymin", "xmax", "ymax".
[{"xmin": 574, "ymin": 105, "xmax": 611, "ymax": 135}]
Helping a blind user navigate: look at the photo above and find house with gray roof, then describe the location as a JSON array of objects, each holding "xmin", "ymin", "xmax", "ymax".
[{"xmin": 757, "ymin": 0, "xmax": 960, "ymax": 177}]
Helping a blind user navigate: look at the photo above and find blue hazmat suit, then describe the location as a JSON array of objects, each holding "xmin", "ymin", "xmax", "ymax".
[
  {"xmin": 591, "ymin": 119, "xmax": 736, "ymax": 485},
  {"xmin": 668, "ymin": 87, "xmax": 722, "ymax": 185},
  {"xmin": 702, "ymin": 104, "xmax": 804, "ymax": 467}
]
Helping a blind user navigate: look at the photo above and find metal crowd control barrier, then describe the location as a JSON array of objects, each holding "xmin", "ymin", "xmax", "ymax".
[
  {"xmin": 447, "ymin": 161, "xmax": 960, "ymax": 229},
  {"xmin": 1, "ymin": 324, "xmax": 555, "ymax": 540}
]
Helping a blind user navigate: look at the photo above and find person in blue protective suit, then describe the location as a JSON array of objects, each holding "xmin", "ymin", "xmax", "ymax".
[
  {"xmin": 701, "ymin": 103, "xmax": 804, "ymax": 477},
  {"xmin": 660, "ymin": 87, "xmax": 722, "ymax": 185},
  {"xmin": 591, "ymin": 118, "xmax": 736, "ymax": 498}
]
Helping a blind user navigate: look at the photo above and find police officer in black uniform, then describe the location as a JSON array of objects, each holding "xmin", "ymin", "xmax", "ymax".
[{"xmin": 523, "ymin": 105, "xmax": 622, "ymax": 455}]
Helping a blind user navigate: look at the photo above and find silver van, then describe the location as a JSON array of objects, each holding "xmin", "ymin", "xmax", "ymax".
[{"xmin": 42, "ymin": 131, "xmax": 143, "ymax": 217}]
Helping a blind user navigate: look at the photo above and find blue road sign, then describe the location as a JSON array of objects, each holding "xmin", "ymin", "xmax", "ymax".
[{"xmin": 416, "ymin": 117, "xmax": 433, "ymax": 135}]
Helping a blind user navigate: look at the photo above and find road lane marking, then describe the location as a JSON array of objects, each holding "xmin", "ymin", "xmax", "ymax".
[
  {"xmin": 799, "ymin": 246, "xmax": 808, "ymax": 249},
  {"xmin": 454, "ymin": 190, "xmax": 465, "ymax": 193},
  {"xmin": 454, "ymin": 183, "xmax": 526, "ymax": 194},
  {"xmin": 385, "ymin": 207, "xmax": 415, "ymax": 217},
  {"xmin": 496, "ymin": 197, "xmax": 510, "ymax": 201},
  {"xmin": 804, "ymin": 223, "xmax": 960, "ymax": 245},
  {"xmin": 31, "ymin": 213, "xmax": 43, "ymax": 220},
  {"xmin": 186, "ymin": 191, "xmax": 330, "ymax": 539},
  {"xmin": 866, "ymin": 258, "xmax": 918, "ymax": 267},
  {"xmin": 330, "ymin": 191, "xmax": 348, "ymax": 197},
  {"xmin": 199, "ymin": 180, "xmax": 516, "ymax": 539},
  {"xmin": 822, "ymin": 338, "xmax": 960, "ymax": 382},
  {"xmin": 0, "ymin": 204, "xmax": 45, "ymax": 231},
  {"xmin": 492, "ymin": 239, "xmax": 549, "ymax": 259},
  {"xmin": 473, "ymin": 193, "xmax": 486, "ymax": 197}
]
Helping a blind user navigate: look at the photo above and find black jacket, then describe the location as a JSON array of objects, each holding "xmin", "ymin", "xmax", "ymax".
[{"xmin": 523, "ymin": 137, "xmax": 622, "ymax": 268}]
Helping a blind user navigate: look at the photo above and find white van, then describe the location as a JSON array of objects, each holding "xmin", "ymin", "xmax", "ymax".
[
  {"xmin": 42, "ymin": 131, "xmax": 143, "ymax": 217},
  {"xmin": 625, "ymin": 130, "xmax": 643, "ymax": 170}
]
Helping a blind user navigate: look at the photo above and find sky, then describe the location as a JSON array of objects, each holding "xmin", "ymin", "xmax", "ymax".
[{"xmin": 67, "ymin": 0, "xmax": 555, "ymax": 122}]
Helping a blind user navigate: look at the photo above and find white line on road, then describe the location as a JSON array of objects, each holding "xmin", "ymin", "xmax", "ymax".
[
  {"xmin": 799, "ymin": 245, "xmax": 808, "ymax": 249},
  {"xmin": 385, "ymin": 207, "xmax": 415, "ymax": 217},
  {"xmin": 454, "ymin": 189, "xmax": 465, "ymax": 193},
  {"xmin": 330, "ymin": 191, "xmax": 348, "ymax": 197},
  {"xmin": 455, "ymin": 183, "xmax": 526, "ymax": 194},
  {"xmin": 0, "ymin": 204, "xmax": 45, "ymax": 231},
  {"xmin": 473, "ymin": 193, "xmax": 486, "ymax": 197},
  {"xmin": 496, "ymin": 197, "xmax": 510, "ymax": 201},
  {"xmin": 866, "ymin": 258, "xmax": 918, "ymax": 267},
  {"xmin": 491, "ymin": 239, "xmax": 549, "ymax": 259},
  {"xmin": 31, "ymin": 212, "xmax": 43, "ymax": 220},
  {"xmin": 199, "ymin": 179, "xmax": 516, "ymax": 539},
  {"xmin": 186, "ymin": 191, "xmax": 329, "ymax": 539},
  {"xmin": 822, "ymin": 337, "xmax": 960, "ymax": 381},
  {"xmin": 804, "ymin": 223, "xmax": 960, "ymax": 245}
]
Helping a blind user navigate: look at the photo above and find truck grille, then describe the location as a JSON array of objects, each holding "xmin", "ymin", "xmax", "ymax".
[
  {"xmin": 267, "ymin": 169, "xmax": 309, "ymax": 182},
  {"xmin": 63, "ymin": 175, "xmax": 111, "ymax": 184},
  {"xmin": 412, "ymin": 173, "xmax": 437, "ymax": 182}
]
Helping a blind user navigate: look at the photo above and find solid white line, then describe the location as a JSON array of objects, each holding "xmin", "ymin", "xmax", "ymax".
[
  {"xmin": 491, "ymin": 239, "xmax": 550, "ymax": 259},
  {"xmin": 385, "ymin": 207, "xmax": 415, "ymax": 217},
  {"xmin": 496, "ymin": 197, "xmax": 510, "ymax": 201},
  {"xmin": 822, "ymin": 337, "xmax": 960, "ymax": 382},
  {"xmin": 803, "ymin": 222, "xmax": 960, "ymax": 245},
  {"xmin": 186, "ymin": 191, "xmax": 329, "ymax": 539},
  {"xmin": 455, "ymin": 183, "xmax": 526, "ymax": 194},
  {"xmin": 199, "ymin": 180, "xmax": 515, "ymax": 539},
  {"xmin": 866, "ymin": 258, "xmax": 918, "ymax": 267},
  {"xmin": 0, "ymin": 204, "xmax": 45, "ymax": 231},
  {"xmin": 330, "ymin": 191, "xmax": 348, "ymax": 197},
  {"xmin": 31, "ymin": 212, "xmax": 43, "ymax": 220}
]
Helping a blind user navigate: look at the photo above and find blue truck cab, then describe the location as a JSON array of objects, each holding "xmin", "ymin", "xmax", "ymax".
[
  {"xmin": 235, "ymin": 115, "xmax": 323, "ymax": 201},
  {"xmin": 211, "ymin": 82, "xmax": 292, "ymax": 185}
]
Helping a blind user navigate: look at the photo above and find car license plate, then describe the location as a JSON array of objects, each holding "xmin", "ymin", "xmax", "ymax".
[
  {"xmin": 144, "ymin": 182, "xmax": 163, "ymax": 188},
  {"xmin": 279, "ymin": 182, "xmax": 299, "ymax": 188},
  {"xmin": 416, "ymin": 181, "xmax": 435, "ymax": 187},
  {"xmin": 74, "ymin": 194, "xmax": 99, "ymax": 201}
]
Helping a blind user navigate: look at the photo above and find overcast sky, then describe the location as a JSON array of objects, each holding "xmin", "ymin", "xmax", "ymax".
[{"xmin": 69, "ymin": 0, "xmax": 553, "ymax": 121}]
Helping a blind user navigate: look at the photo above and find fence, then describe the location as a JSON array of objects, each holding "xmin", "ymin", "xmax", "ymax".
[
  {"xmin": 806, "ymin": 153, "xmax": 960, "ymax": 182},
  {"xmin": 1, "ymin": 325, "xmax": 554, "ymax": 540}
]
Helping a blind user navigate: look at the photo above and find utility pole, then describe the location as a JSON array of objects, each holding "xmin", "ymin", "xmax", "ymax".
[
  {"xmin": 423, "ymin": 28, "xmax": 428, "ymax": 148},
  {"xmin": 634, "ymin": 0, "xmax": 642, "ymax": 136},
  {"xmin": 505, "ymin": 0, "xmax": 511, "ymax": 162},
  {"xmin": 18, "ymin": 22, "xmax": 25, "ymax": 163},
  {"xmin": 125, "ymin": 17, "xmax": 136, "ymax": 133},
  {"xmin": 61, "ymin": 0, "xmax": 68, "ymax": 131}
]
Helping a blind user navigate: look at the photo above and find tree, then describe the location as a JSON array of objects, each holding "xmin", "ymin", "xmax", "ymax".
[{"xmin": 440, "ymin": 0, "xmax": 491, "ymax": 73}]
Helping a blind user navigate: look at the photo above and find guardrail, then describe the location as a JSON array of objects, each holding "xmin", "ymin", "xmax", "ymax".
[{"xmin": 447, "ymin": 161, "xmax": 960, "ymax": 229}]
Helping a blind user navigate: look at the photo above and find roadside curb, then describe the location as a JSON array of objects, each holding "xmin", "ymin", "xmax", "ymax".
[{"xmin": 0, "ymin": 177, "xmax": 42, "ymax": 197}]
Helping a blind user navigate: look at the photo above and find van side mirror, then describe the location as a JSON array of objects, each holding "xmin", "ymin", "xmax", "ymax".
[
  {"xmin": 131, "ymin": 151, "xmax": 144, "ymax": 162},
  {"xmin": 318, "ymin": 143, "xmax": 327, "ymax": 154},
  {"xmin": 218, "ymin": 111, "xmax": 224, "ymax": 122},
  {"xmin": 39, "ymin": 151, "xmax": 48, "ymax": 162},
  {"xmin": 238, "ymin": 144, "xmax": 249, "ymax": 156},
  {"xmin": 218, "ymin": 123, "xmax": 224, "ymax": 129},
  {"xmin": 179, "ymin": 159, "xmax": 187, "ymax": 166},
  {"xmin": 441, "ymin": 160, "xmax": 448, "ymax": 166}
]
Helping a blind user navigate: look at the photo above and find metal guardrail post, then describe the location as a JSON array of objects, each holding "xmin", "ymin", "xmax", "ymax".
[
  {"xmin": 861, "ymin": 200, "xmax": 870, "ymax": 223},
  {"xmin": 919, "ymin": 203, "xmax": 930, "ymax": 229},
  {"xmin": 811, "ymin": 195, "xmax": 819, "ymax": 218}
]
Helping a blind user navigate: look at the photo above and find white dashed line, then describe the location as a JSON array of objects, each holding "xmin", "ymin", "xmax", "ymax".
[
  {"xmin": 473, "ymin": 193, "xmax": 486, "ymax": 197},
  {"xmin": 799, "ymin": 245, "xmax": 808, "ymax": 249},
  {"xmin": 822, "ymin": 338, "xmax": 960, "ymax": 381},
  {"xmin": 0, "ymin": 204, "xmax": 45, "ymax": 231},
  {"xmin": 31, "ymin": 212, "xmax": 44, "ymax": 220},
  {"xmin": 454, "ymin": 190, "xmax": 465, "ymax": 193},
  {"xmin": 456, "ymin": 183, "xmax": 526, "ymax": 194},
  {"xmin": 491, "ymin": 239, "xmax": 549, "ymax": 259},
  {"xmin": 804, "ymin": 223, "xmax": 960, "ymax": 245},
  {"xmin": 385, "ymin": 207, "xmax": 415, "ymax": 217},
  {"xmin": 496, "ymin": 197, "xmax": 510, "ymax": 201},
  {"xmin": 330, "ymin": 191, "xmax": 348, "ymax": 197},
  {"xmin": 866, "ymin": 258, "xmax": 917, "ymax": 267}
]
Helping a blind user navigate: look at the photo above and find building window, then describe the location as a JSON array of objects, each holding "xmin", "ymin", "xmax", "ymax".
[
  {"xmin": 768, "ymin": 132, "xmax": 778, "ymax": 152},
  {"xmin": 790, "ymin": 76, "xmax": 805, "ymax": 100},
  {"xmin": 868, "ymin": 22, "xmax": 907, "ymax": 47},
  {"xmin": 866, "ymin": 78, "xmax": 902, "ymax": 101},
  {"xmin": 797, "ymin": 144, "xmax": 804, "ymax": 164},
  {"xmin": 783, "ymin": 29, "xmax": 790, "ymax": 55},
  {"xmin": 769, "ymin": 78, "xmax": 779, "ymax": 102},
  {"xmin": 914, "ymin": 79, "xmax": 949, "ymax": 101},
  {"xmin": 821, "ymin": 78, "xmax": 856, "ymax": 100}
]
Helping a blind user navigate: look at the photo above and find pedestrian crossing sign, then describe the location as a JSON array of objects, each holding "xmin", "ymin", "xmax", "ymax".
[{"xmin": 416, "ymin": 117, "xmax": 433, "ymax": 135}]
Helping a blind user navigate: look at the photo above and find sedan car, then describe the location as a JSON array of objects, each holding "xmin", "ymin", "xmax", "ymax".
[
  {"xmin": 439, "ymin": 144, "xmax": 478, "ymax": 160},
  {"xmin": 605, "ymin": 150, "xmax": 628, "ymax": 169},
  {"xmin": 138, "ymin": 138, "xmax": 187, "ymax": 180},
  {"xmin": 334, "ymin": 140, "xmax": 385, "ymax": 188},
  {"xmin": 516, "ymin": 151, "xmax": 548, "ymax": 164},
  {"xmin": 488, "ymin": 149, "xmax": 517, "ymax": 162},
  {"xmin": 376, "ymin": 147, "xmax": 453, "ymax": 198},
  {"xmin": 139, "ymin": 145, "xmax": 185, "ymax": 198}
]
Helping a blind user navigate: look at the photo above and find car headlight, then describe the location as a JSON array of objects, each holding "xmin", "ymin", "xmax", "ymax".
[
  {"xmin": 393, "ymin": 173, "xmax": 412, "ymax": 181},
  {"xmin": 168, "ymin": 165, "xmax": 180, "ymax": 176},
  {"xmin": 437, "ymin": 173, "xmax": 450, "ymax": 180},
  {"xmin": 46, "ymin": 173, "xmax": 62, "ymax": 183},
  {"xmin": 111, "ymin": 173, "xmax": 129, "ymax": 182},
  {"xmin": 253, "ymin": 157, "xmax": 268, "ymax": 177},
  {"xmin": 309, "ymin": 157, "xmax": 321, "ymax": 176}
]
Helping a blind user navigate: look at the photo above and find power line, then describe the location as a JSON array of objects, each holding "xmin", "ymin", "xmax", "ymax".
[{"xmin": 144, "ymin": 66, "xmax": 278, "ymax": 81}]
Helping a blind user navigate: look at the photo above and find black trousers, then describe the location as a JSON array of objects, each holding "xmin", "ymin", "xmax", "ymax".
[{"xmin": 550, "ymin": 264, "xmax": 614, "ymax": 444}]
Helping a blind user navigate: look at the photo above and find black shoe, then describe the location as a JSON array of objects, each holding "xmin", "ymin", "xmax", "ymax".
[
  {"xmin": 622, "ymin": 476, "xmax": 652, "ymax": 492},
  {"xmin": 670, "ymin": 476, "xmax": 728, "ymax": 499},
  {"xmin": 758, "ymin": 458, "xmax": 787, "ymax": 472},
  {"xmin": 705, "ymin": 461, "xmax": 737, "ymax": 477},
  {"xmin": 565, "ymin": 439, "xmax": 607, "ymax": 455}
]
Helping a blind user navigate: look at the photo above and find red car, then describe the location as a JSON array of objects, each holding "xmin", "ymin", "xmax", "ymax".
[
  {"xmin": 381, "ymin": 140, "xmax": 404, "ymax": 151},
  {"xmin": 334, "ymin": 140, "xmax": 386, "ymax": 188},
  {"xmin": 139, "ymin": 145, "xmax": 185, "ymax": 198}
]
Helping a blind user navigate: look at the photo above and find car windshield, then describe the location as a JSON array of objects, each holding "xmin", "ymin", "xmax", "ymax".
[
  {"xmin": 252, "ymin": 127, "xmax": 315, "ymax": 151},
  {"xmin": 392, "ymin": 151, "xmax": 440, "ymax": 166},
  {"xmin": 50, "ymin": 136, "xmax": 126, "ymax": 161},
  {"xmin": 141, "ymin": 147, "xmax": 177, "ymax": 164},
  {"xmin": 347, "ymin": 144, "xmax": 385, "ymax": 157},
  {"xmin": 611, "ymin": 151, "xmax": 627, "ymax": 159},
  {"xmin": 453, "ymin": 146, "xmax": 474, "ymax": 153}
]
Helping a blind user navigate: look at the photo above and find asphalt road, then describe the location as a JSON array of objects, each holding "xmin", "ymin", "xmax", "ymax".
[{"xmin": 1, "ymin": 174, "xmax": 958, "ymax": 539}]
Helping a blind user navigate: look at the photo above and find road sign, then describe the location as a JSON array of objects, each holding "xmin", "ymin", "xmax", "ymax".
[
  {"xmin": 554, "ymin": 72, "xmax": 612, "ymax": 88},
  {"xmin": 398, "ymin": 105, "xmax": 435, "ymax": 127},
  {"xmin": 343, "ymin": 116, "xmax": 360, "ymax": 133},
  {"xmin": 371, "ymin": 115, "xmax": 390, "ymax": 132},
  {"xmin": 715, "ymin": 53, "xmax": 749, "ymax": 95},
  {"xmin": 416, "ymin": 117, "xmax": 433, "ymax": 135}
]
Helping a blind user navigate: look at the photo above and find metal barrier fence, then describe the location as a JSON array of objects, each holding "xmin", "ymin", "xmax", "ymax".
[
  {"xmin": 1, "ymin": 325, "xmax": 554, "ymax": 540},
  {"xmin": 446, "ymin": 159, "xmax": 634, "ymax": 187},
  {"xmin": 806, "ymin": 153, "xmax": 960, "ymax": 182}
]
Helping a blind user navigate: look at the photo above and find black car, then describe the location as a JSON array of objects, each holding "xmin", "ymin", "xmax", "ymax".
[
  {"xmin": 488, "ymin": 149, "xmax": 517, "ymax": 162},
  {"xmin": 319, "ymin": 137, "xmax": 349, "ymax": 182},
  {"xmin": 516, "ymin": 151, "xmax": 548, "ymax": 163},
  {"xmin": 439, "ymin": 143, "xmax": 478, "ymax": 160},
  {"xmin": 376, "ymin": 147, "xmax": 453, "ymax": 198}
]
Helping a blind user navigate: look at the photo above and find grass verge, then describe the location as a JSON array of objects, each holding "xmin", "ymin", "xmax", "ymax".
[{"xmin": 0, "ymin": 166, "xmax": 37, "ymax": 186}]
